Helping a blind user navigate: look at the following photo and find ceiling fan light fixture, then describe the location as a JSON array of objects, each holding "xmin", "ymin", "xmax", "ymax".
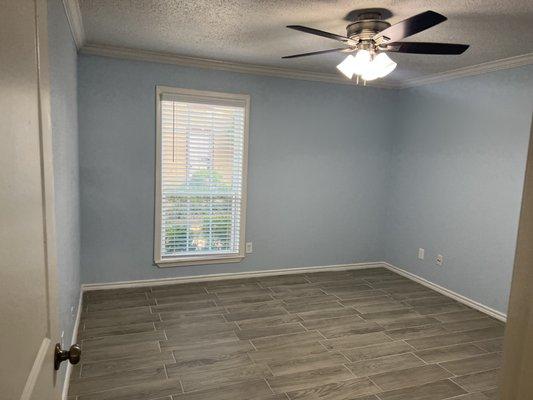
[
  {"xmin": 351, "ymin": 49, "xmax": 372, "ymax": 75},
  {"xmin": 338, "ymin": 50, "xmax": 396, "ymax": 82},
  {"xmin": 336, "ymin": 50, "xmax": 373, "ymax": 79},
  {"xmin": 336, "ymin": 54, "xmax": 357, "ymax": 79},
  {"xmin": 361, "ymin": 70, "xmax": 380, "ymax": 81},
  {"xmin": 368, "ymin": 52, "xmax": 397, "ymax": 79},
  {"xmin": 284, "ymin": 10, "xmax": 468, "ymax": 83},
  {"xmin": 374, "ymin": 53, "xmax": 397, "ymax": 77}
]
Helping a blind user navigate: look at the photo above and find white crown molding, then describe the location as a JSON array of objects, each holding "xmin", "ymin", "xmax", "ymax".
[
  {"xmin": 79, "ymin": 43, "xmax": 399, "ymax": 89},
  {"xmin": 61, "ymin": 0, "xmax": 85, "ymax": 49},
  {"xmin": 399, "ymin": 53, "xmax": 533, "ymax": 89},
  {"xmin": 79, "ymin": 43, "xmax": 533, "ymax": 90},
  {"xmin": 64, "ymin": 3, "xmax": 531, "ymax": 88}
]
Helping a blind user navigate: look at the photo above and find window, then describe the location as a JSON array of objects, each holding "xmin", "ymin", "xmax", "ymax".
[{"xmin": 155, "ymin": 87, "xmax": 249, "ymax": 266}]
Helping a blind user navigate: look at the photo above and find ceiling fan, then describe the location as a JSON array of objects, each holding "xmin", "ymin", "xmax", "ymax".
[{"xmin": 282, "ymin": 10, "xmax": 469, "ymax": 82}]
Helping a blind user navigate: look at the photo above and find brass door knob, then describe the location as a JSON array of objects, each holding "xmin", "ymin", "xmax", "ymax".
[{"xmin": 54, "ymin": 343, "xmax": 81, "ymax": 370}]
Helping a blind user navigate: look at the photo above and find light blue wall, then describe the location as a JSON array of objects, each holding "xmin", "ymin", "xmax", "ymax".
[
  {"xmin": 384, "ymin": 65, "xmax": 533, "ymax": 314},
  {"xmin": 78, "ymin": 54, "xmax": 397, "ymax": 283},
  {"xmin": 48, "ymin": 0, "xmax": 80, "ymax": 385},
  {"xmin": 77, "ymin": 53, "xmax": 532, "ymax": 315}
]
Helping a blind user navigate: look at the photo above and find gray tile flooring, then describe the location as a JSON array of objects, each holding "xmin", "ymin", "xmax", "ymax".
[{"xmin": 69, "ymin": 267, "xmax": 505, "ymax": 400}]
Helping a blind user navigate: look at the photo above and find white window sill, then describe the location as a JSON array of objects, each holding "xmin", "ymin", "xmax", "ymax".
[{"xmin": 155, "ymin": 255, "xmax": 245, "ymax": 268}]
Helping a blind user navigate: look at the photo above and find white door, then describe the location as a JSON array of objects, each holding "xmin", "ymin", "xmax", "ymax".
[{"xmin": 0, "ymin": 0, "xmax": 62, "ymax": 399}]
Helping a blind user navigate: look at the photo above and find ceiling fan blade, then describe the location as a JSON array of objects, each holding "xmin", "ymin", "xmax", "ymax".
[
  {"xmin": 374, "ymin": 10, "xmax": 447, "ymax": 43},
  {"xmin": 287, "ymin": 25, "xmax": 352, "ymax": 44},
  {"xmin": 385, "ymin": 42, "xmax": 469, "ymax": 54},
  {"xmin": 282, "ymin": 48, "xmax": 348, "ymax": 59}
]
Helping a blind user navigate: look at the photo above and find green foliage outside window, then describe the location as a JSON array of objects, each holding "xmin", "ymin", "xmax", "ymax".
[{"xmin": 164, "ymin": 170, "xmax": 234, "ymax": 254}]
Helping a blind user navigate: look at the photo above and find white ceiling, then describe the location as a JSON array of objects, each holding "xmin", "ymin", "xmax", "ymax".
[{"xmin": 78, "ymin": 0, "xmax": 533, "ymax": 86}]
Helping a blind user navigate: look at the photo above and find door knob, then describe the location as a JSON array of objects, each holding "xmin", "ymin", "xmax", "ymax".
[{"xmin": 54, "ymin": 343, "xmax": 81, "ymax": 370}]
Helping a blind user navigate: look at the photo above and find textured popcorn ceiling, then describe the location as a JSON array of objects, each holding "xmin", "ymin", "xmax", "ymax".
[{"xmin": 79, "ymin": 0, "xmax": 533, "ymax": 85}]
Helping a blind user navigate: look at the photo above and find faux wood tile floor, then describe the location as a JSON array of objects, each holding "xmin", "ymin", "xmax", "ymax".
[{"xmin": 69, "ymin": 267, "xmax": 505, "ymax": 400}]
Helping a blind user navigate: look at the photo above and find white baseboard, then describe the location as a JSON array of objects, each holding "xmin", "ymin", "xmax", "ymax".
[
  {"xmin": 61, "ymin": 291, "xmax": 83, "ymax": 400},
  {"xmin": 62, "ymin": 259, "xmax": 506, "ymax": 398},
  {"xmin": 79, "ymin": 260, "xmax": 505, "ymax": 320},
  {"xmin": 81, "ymin": 262, "xmax": 385, "ymax": 291},
  {"xmin": 382, "ymin": 262, "xmax": 507, "ymax": 322}
]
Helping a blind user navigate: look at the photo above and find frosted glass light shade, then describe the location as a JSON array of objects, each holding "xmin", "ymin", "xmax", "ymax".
[
  {"xmin": 337, "ymin": 50, "xmax": 373, "ymax": 79},
  {"xmin": 361, "ymin": 70, "xmax": 380, "ymax": 81},
  {"xmin": 362, "ymin": 53, "xmax": 397, "ymax": 81},
  {"xmin": 337, "ymin": 51, "xmax": 397, "ymax": 81},
  {"xmin": 336, "ymin": 55, "xmax": 357, "ymax": 79},
  {"xmin": 351, "ymin": 49, "xmax": 372, "ymax": 75}
]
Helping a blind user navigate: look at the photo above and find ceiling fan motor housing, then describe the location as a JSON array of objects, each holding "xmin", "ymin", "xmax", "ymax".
[
  {"xmin": 283, "ymin": 10, "xmax": 469, "ymax": 62},
  {"xmin": 346, "ymin": 12, "xmax": 391, "ymax": 44}
]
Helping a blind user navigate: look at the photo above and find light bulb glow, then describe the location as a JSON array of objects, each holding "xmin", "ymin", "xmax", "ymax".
[
  {"xmin": 351, "ymin": 49, "xmax": 372, "ymax": 75},
  {"xmin": 371, "ymin": 53, "xmax": 397, "ymax": 78},
  {"xmin": 361, "ymin": 70, "xmax": 380, "ymax": 81},
  {"xmin": 337, "ymin": 50, "xmax": 397, "ymax": 81},
  {"xmin": 336, "ymin": 55, "xmax": 357, "ymax": 79}
]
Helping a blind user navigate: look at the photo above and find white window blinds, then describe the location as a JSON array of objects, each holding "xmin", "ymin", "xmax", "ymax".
[{"xmin": 155, "ymin": 88, "xmax": 249, "ymax": 265}]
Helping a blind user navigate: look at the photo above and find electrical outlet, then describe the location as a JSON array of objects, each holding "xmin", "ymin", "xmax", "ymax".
[
  {"xmin": 436, "ymin": 254, "xmax": 444, "ymax": 266},
  {"xmin": 418, "ymin": 248, "xmax": 425, "ymax": 260},
  {"xmin": 245, "ymin": 242, "xmax": 253, "ymax": 253},
  {"xmin": 71, "ymin": 305, "xmax": 75, "ymax": 316}
]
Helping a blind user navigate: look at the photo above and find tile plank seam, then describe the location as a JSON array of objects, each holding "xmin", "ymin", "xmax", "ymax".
[{"xmin": 72, "ymin": 267, "xmax": 504, "ymax": 399}]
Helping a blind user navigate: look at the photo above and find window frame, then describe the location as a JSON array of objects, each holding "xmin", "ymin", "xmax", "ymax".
[{"xmin": 154, "ymin": 86, "xmax": 250, "ymax": 267}]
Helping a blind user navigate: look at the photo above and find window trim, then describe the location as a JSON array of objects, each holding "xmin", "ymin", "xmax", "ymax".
[{"xmin": 154, "ymin": 86, "xmax": 250, "ymax": 267}]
